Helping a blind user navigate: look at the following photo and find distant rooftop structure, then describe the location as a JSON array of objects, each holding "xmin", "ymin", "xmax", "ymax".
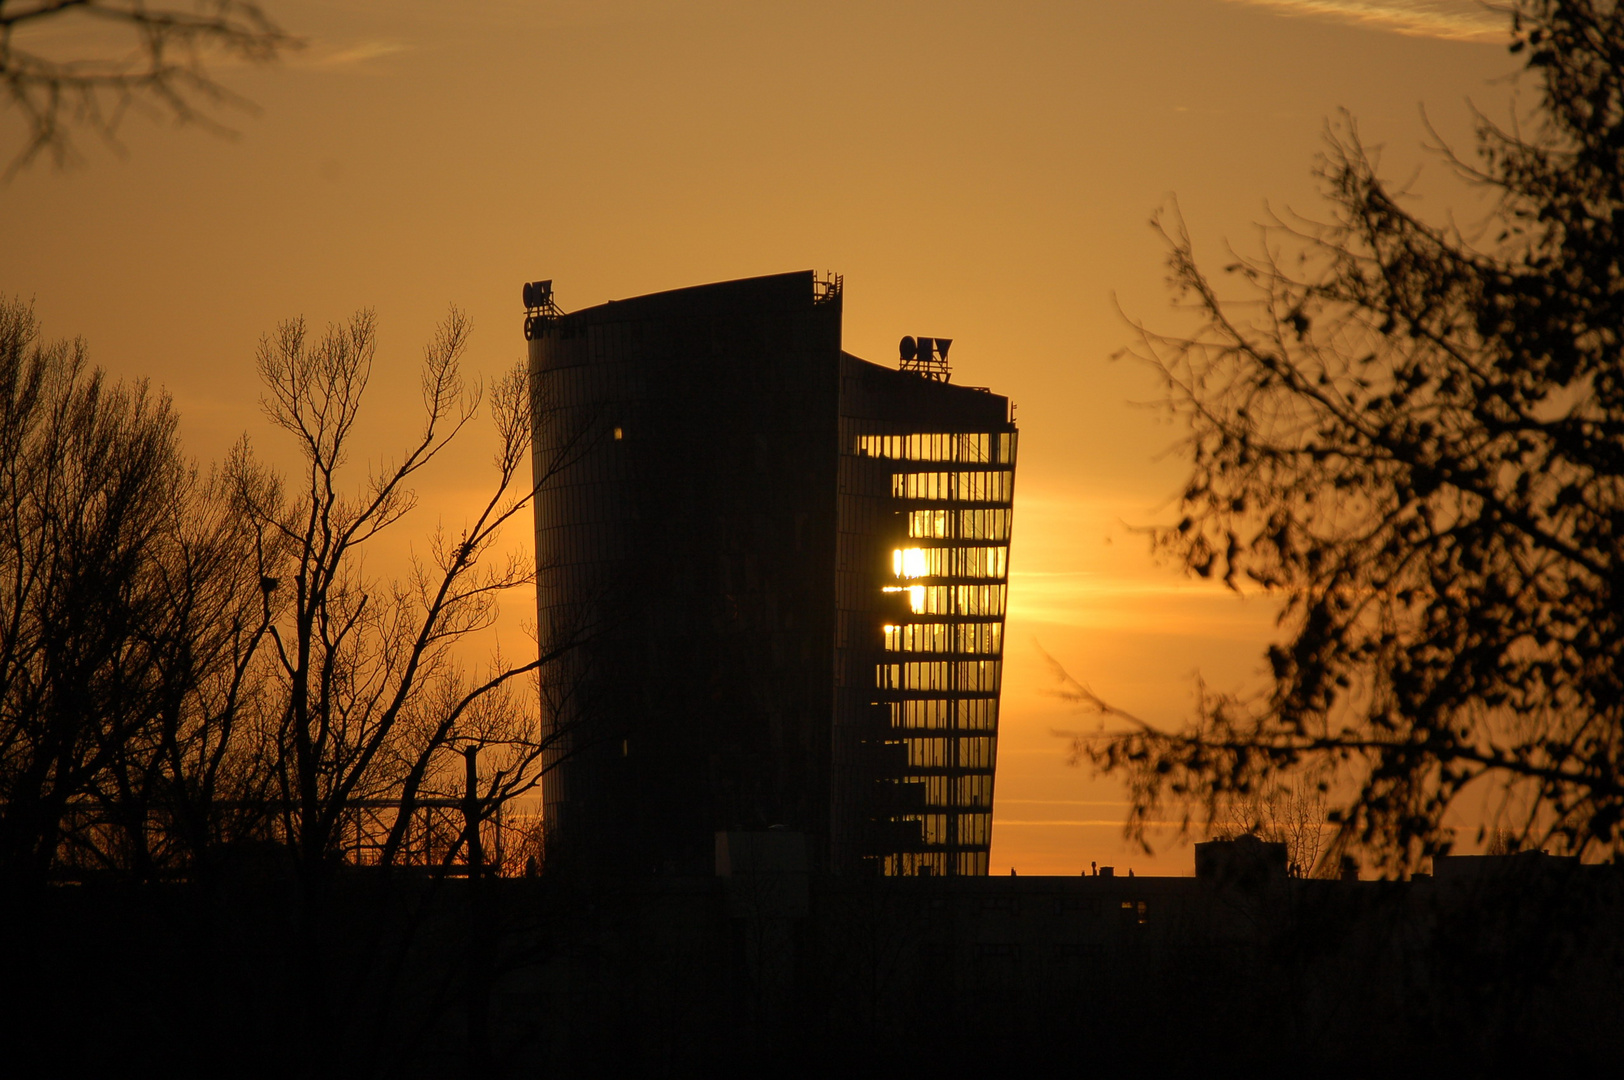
[
  {"xmin": 1433, "ymin": 849, "xmax": 1579, "ymax": 882},
  {"xmin": 1194, "ymin": 834, "xmax": 1289, "ymax": 885}
]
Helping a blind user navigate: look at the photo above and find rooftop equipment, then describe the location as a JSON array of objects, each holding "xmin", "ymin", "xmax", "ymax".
[
  {"xmin": 899, "ymin": 336, "xmax": 953, "ymax": 381},
  {"xmin": 522, "ymin": 279, "xmax": 563, "ymax": 340}
]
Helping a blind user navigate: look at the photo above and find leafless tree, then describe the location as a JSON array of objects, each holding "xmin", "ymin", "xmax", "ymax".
[
  {"xmin": 1212, "ymin": 775, "xmax": 1329, "ymax": 878},
  {"xmin": 0, "ymin": 0, "xmax": 296, "ymax": 173},
  {"xmin": 85, "ymin": 447, "xmax": 284, "ymax": 876},
  {"xmin": 236, "ymin": 307, "xmax": 586, "ymax": 880},
  {"xmin": 0, "ymin": 297, "xmax": 282, "ymax": 886},
  {"xmin": 0, "ymin": 295, "xmax": 177, "ymax": 883}
]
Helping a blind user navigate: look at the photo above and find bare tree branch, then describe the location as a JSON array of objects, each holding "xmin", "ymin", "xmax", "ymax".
[{"xmin": 0, "ymin": 0, "xmax": 298, "ymax": 175}]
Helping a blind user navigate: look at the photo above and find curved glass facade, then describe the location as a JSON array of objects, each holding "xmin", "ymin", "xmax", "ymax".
[
  {"xmin": 529, "ymin": 272, "xmax": 1015, "ymax": 876},
  {"xmin": 835, "ymin": 423, "xmax": 1016, "ymax": 875}
]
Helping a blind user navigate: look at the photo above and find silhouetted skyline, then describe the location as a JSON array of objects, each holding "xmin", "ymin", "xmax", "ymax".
[{"xmin": 0, "ymin": 1, "xmax": 1525, "ymax": 873}]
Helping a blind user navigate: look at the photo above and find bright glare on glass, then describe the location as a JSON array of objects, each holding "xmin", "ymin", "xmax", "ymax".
[{"xmin": 893, "ymin": 547, "xmax": 928, "ymax": 578}]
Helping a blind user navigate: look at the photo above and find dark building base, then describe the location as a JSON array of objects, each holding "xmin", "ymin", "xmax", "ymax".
[{"xmin": 10, "ymin": 863, "xmax": 1623, "ymax": 1077}]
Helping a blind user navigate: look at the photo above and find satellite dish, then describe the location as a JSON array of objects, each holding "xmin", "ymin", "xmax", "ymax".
[
  {"xmin": 522, "ymin": 280, "xmax": 554, "ymax": 309},
  {"xmin": 899, "ymin": 336, "xmax": 917, "ymax": 362}
]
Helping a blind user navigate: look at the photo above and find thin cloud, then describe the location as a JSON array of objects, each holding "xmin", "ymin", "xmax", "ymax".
[
  {"xmin": 1004, "ymin": 568, "xmax": 1276, "ymax": 631},
  {"xmin": 1219, "ymin": 0, "xmax": 1507, "ymax": 42},
  {"xmin": 998, "ymin": 799, "xmax": 1132, "ymax": 807},
  {"xmin": 996, "ymin": 820, "xmax": 1179, "ymax": 827},
  {"xmin": 294, "ymin": 39, "xmax": 414, "ymax": 69},
  {"xmin": 1009, "ymin": 569, "xmax": 1226, "ymax": 596},
  {"xmin": 147, "ymin": 36, "xmax": 415, "ymax": 73}
]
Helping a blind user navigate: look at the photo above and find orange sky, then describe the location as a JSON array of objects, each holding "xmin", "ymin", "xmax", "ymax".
[{"xmin": 1, "ymin": 0, "xmax": 1520, "ymax": 873}]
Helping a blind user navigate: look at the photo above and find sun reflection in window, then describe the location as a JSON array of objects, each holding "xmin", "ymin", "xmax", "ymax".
[
  {"xmin": 893, "ymin": 547, "xmax": 928, "ymax": 578},
  {"xmin": 881, "ymin": 585, "xmax": 926, "ymax": 614},
  {"xmin": 853, "ymin": 427, "xmax": 1017, "ymax": 876}
]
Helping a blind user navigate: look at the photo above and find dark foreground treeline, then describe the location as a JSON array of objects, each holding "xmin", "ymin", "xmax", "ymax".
[
  {"xmin": 1, "ymin": 297, "xmax": 561, "ymax": 894},
  {"xmin": 8, "ymin": 860, "xmax": 1622, "ymax": 1078},
  {"xmin": 1, "ymin": 295, "xmax": 577, "ymax": 1077}
]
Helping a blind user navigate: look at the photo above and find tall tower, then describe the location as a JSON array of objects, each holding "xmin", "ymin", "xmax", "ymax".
[
  {"xmin": 525, "ymin": 272, "xmax": 1015, "ymax": 875},
  {"xmin": 832, "ymin": 343, "xmax": 1017, "ymax": 876}
]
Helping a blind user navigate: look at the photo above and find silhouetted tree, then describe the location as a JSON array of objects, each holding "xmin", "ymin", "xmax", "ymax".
[
  {"xmin": 0, "ymin": 296, "xmax": 270, "ymax": 884},
  {"xmin": 0, "ymin": 0, "xmax": 296, "ymax": 172},
  {"xmin": 0, "ymin": 296, "xmax": 174, "ymax": 882},
  {"xmin": 236, "ymin": 308, "xmax": 584, "ymax": 881},
  {"xmin": 1201, "ymin": 770, "xmax": 1328, "ymax": 877},
  {"xmin": 216, "ymin": 307, "xmax": 601, "ymax": 1078},
  {"xmin": 88, "ymin": 444, "xmax": 283, "ymax": 876},
  {"xmin": 1077, "ymin": 0, "xmax": 1624, "ymax": 873}
]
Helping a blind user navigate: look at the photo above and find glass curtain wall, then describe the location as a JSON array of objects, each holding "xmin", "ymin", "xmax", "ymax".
[{"xmin": 856, "ymin": 430, "xmax": 1017, "ymax": 875}]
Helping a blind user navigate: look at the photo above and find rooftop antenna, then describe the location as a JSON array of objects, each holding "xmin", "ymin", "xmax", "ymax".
[
  {"xmin": 523, "ymin": 279, "xmax": 564, "ymax": 340},
  {"xmin": 813, "ymin": 271, "xmax": 843, "ymax": 305}
]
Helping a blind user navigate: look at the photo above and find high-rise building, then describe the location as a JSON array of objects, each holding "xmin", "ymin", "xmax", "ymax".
[{"xmin": 526, "ymin": 271, "xmax": 1016, "ymax": 876}]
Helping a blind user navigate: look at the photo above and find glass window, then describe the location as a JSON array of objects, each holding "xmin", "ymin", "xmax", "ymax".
[
  {"xmin": 855, "ymin": 431, "xmax": 1000, "ymax": 464},
  {"xmin": 892, "ymin": 471, "xmax": 1014, "ymax": 502}
]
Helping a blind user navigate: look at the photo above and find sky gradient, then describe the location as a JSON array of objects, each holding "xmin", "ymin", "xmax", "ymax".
[{"xmin": 1, "ymin": 0, "xmax": 1522, "ymax": 873}]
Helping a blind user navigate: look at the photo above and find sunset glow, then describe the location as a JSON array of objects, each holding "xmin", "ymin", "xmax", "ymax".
[{"xmin": 0, "ymin": 0, "xmax": 1520, "ymax": 876}]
